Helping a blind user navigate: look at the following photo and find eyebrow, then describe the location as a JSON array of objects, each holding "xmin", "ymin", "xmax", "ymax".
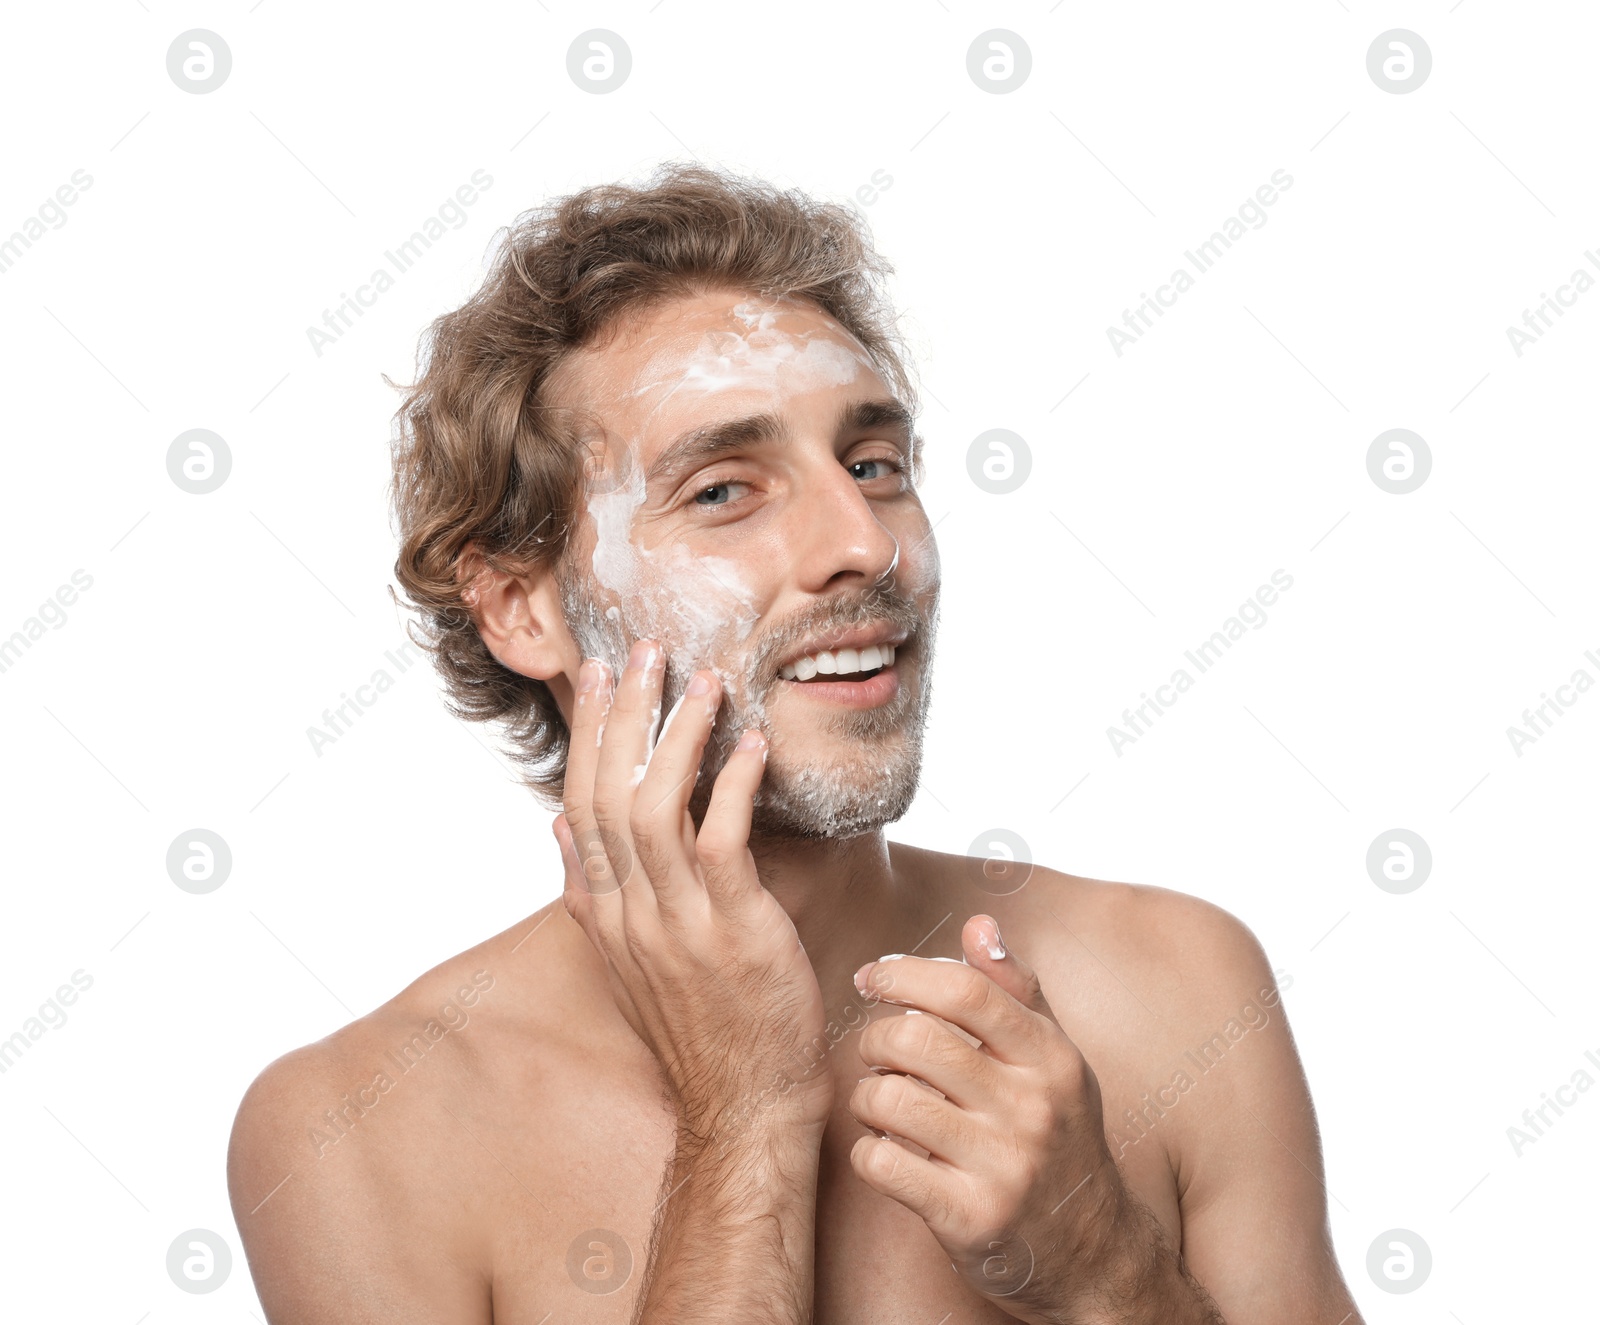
[{"xmin": 644, "ymin": 397, "xmax": 921, "ymax": 490}]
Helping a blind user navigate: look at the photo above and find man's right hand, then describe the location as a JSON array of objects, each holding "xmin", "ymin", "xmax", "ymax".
[{"xmin": 555, "ymin": 639, "xmax": 836, "ymax": 1146}]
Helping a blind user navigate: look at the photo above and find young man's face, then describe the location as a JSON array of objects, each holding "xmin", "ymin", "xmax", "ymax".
[{"xmin": 546, "ymin": 287, "xmax": 941, "ymax": 839}]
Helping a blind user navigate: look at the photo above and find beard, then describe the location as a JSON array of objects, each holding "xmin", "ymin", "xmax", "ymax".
[{"xmin": 555, "ymin": 554, "xmax": 938, "ymax": 841}]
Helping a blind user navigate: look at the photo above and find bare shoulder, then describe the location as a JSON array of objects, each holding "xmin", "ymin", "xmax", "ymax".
[
  {"xmin": 226, "ymin": 900, "xmax": 574, "ymax": 1324},
  {"xmin": 914, "ymin": 847, "xmax": 1285, "ymax": 1037},
  {"xmin": 1022, "ymin": 868, "xmax": 1285, "ymax": 1012}
]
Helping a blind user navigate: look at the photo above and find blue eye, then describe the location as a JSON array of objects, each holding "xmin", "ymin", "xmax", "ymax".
[
  {"xmin": 687, "ymin": 456, "xmax": 904, "ymax": 511},
  {"xmin": 850, "ymin": 458, "xmax": 899, "ymax": 481},
  {"xmin": 692, "ymin": 481, "xmax": 747, "ymax": 507}
]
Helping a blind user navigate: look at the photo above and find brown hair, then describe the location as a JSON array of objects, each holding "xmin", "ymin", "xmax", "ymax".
[{"xmin": 386, "ymin": 160, "xmax": 920, "ymax": 806}]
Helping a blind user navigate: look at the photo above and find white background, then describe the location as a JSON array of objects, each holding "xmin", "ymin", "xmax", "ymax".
[{"xmin": 1, "ymin": 2, "xmax": 1595, "ymax": 1320}]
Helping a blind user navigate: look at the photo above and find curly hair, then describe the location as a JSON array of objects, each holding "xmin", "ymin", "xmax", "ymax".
[{"xmin": 385, "ymin": 160, "xmax": 920, "ymax": 806}]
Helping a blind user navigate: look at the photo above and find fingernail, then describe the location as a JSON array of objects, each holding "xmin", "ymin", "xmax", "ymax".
[
  {"xmin": 627, "ymin": 640, "xmax": 656, "ymax": 671},
  {"xmin": 736, "ymin": 728, "xmax": 763, "ymax": 751},
  {"xmin": 577, "ymin": 660, "xmax": 598, "ymax": 694},
  {"xmin": 876, "ymin": 953, "xmax": 907, "ymax": 963},
  {"xmin": 852, "ymin": 962, "xmax": 872, "ymax": 992},
  {"xmin": 687, "ymin": 672, "xmax": 712, "ymax": 697}
]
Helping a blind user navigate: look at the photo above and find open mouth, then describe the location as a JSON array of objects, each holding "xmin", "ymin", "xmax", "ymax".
[
  {"xmin": 787, "ymin": 665, "xmax": 887, "ymax": 685},
  {"xmin": 772, "ymin": 642, "xmax": 904, "ymax": 710},
  {"xmin": 778, "ymin": 642, "xmax": 897, "ymax": 684}
]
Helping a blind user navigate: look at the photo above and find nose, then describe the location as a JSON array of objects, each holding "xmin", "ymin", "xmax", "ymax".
[{"xmin": 787, "ymin": 454, "xmax": 902, "ymax": 595}]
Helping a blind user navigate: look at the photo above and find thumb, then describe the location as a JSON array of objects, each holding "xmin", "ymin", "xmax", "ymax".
[{"xmin": 962, "ymin": 914, "xmax": 1061, "ymax": 1030}]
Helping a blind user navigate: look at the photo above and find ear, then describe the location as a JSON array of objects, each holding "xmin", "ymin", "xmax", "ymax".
[{"xmin": 458, "ymin": 543, "xmax": 580, "ymax": 695}]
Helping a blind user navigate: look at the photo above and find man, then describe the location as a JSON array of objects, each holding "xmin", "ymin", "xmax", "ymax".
[{"xmin": 228, "ymin": 163, "xmax": 1365, "ymax": 1323}]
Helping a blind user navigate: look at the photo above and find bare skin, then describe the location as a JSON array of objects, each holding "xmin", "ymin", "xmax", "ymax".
[{"xmin": 228, "ymin": 287, "xmax": 1365, "ymax": 1323}]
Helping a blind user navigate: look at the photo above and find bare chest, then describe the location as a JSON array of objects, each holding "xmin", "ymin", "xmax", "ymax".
[{"xmin": 471, "ymin": 1059, "xmax": 1180, "ymax": 1324}]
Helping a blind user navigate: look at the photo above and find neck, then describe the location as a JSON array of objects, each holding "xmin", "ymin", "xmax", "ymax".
[{"xmin": 748, "ymin": 828, "xmax": 915, "ymax": 1002}]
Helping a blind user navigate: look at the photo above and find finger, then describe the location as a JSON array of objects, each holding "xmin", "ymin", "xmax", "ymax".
[
  {"xmin": 630, "ymin": 669, "xmax": 722, "ymax": 915},
  {"xmin": 560, "ymin": 662, "xmax": 640, "ymax": 972},
  {"xmin": 560, "ymin": 659, "xmax": 632, "ymax": 944},
  {"xmin": 856, "ymin": 1006, "xmax": 1000, "ymax": 1111},
  {"xmin": 847, "ymin": 1130, "xmax": 968, "ymax": 1243},
  {"xmin": 593, "ymin": 638, "xmax": 665, "ymax": 799},
  {"xmin": 962, "ymin": 915, "xmax": 1062, "ymax": 1032},
  {"xmin": 589, "ymin": 640, "xmax": 664, "ymax": 893},
  {"xmin": 553, "ymin": 812, "xmax": 599, "ymax": 948},
  {"xmin": 694, "ymin": 726, "xmax": 769, "ymax": 907},
  {"xmin": 847, "ymin": 1068, "xmax": 984, "ymax": 1165},
  {"xmin": 854, "ymin": 953, "xmax": 1047, "ymax": 1066}
]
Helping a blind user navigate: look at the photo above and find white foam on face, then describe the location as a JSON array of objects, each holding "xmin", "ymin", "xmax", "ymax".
[
  {"xmin": 626, "ymin": 297, "xmax": 879, "ymax": 419},
  {"xmin": 583, "ymin": 295, "xmax": 854, "ymax": 735},
  {"xmin": 567, "ymin": 294, "xmax": 937, "ymax": 839},
  {"xmin": 587, "ymin": 462, "xmax": 761, "ymax": 647}
]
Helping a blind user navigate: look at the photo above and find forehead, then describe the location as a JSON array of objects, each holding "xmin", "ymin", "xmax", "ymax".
[{"xmin": 547, "ymin": 288, "xmax": 890, "ymax": 458}]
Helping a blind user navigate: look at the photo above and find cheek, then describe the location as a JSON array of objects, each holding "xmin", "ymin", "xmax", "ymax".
[
  {"xmin": 634, "ymin": 545, "xmax": 764, "ymax": 661},
  {"xmin": 896, "ymin": 520, "xmax": 941, "ymax": 597}
]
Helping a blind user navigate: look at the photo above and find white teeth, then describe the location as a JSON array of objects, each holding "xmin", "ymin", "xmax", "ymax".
[{"xmin": 778, "ymin": 641, "xmax": 899, "ymax": 681}]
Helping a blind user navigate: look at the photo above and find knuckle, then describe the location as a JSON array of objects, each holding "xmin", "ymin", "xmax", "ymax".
[
  {"xmin": 954, "ymin": 969, "xmax": 993, "ymax": 1019},
  {"xmin": 573, "ymin": 822, "xmax": 633, "ymax": 891},
  {"xmin": 620, "ymin": 913, "xmax": 656, "ymax": 963},
  {"xmin": 1015, "ymin": 1089, "xmax": 1055, "ymax": 1141},
  {"xmin": 883, "ymin": 1074, "xmax": 928, "ymax": 1125},
  {"xmin": 590, "ymin": 789, "xmax": 628, "ymax": 827},
  {"xmin": 856, "ymin": 1022, "xmax": 887, "ymax": 1066},
  {"xmin": 1058, "ymin": 1043, "xmax": 1092, "ymax": 1095},
  {"xmin": 882, "ymin": 1011, "xmax": 923, "ymax": 1057},
  {"xmin": 632, "ymin": 833, "xmax": 672, "ymax": 888},
  {"xmin": 627, "ymin": 800, "xmax": 657, "ymax": 844},
  {"xmin": 851, "ymin": 1073, "xmax": 878, "ymax": 1113},
  {"xmin": 915, "ymin": 1018, "xmax": 958, "ymax": 1067},
  {"xmin": 694, "ymin": 833, "xmax": 733, "ymax": 871}
]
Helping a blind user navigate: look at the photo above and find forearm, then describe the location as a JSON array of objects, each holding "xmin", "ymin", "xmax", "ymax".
[{"xmin": 632, "ymin": 1118, "xmax": 823, "ymax": 1324}]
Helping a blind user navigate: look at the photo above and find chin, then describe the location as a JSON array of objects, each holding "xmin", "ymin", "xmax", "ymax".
[{"xmin": 747, "ymin": 736, "xmax": 923, "ymax": 840}]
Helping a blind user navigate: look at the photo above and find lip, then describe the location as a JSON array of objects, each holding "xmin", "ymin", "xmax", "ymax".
[
  {"xmin": 779, "ymin": 659, "xmax": 902, "ymax": 709},
  {"xmin": 775, "ymin": 623, "xmax": 911, "ymax": 675}
]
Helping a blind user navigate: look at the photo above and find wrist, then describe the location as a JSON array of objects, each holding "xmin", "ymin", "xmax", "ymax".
[
  {"xmin": 1066, "ymin": 1187, "xmax": 1190, "ymax": 1325},
  {"xmin": 675, "ymin": 1077, "xmax": 830, "ymax": 1152},
  {"xmin": 675, "ymin": 1097, "xmax": 824, "ymax": 1172}
]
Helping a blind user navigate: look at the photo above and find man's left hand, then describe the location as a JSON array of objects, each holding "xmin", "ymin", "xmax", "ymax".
[{"xmin": 846, "ymin": 915, "xmax": 1150, "ymax": 1324}]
